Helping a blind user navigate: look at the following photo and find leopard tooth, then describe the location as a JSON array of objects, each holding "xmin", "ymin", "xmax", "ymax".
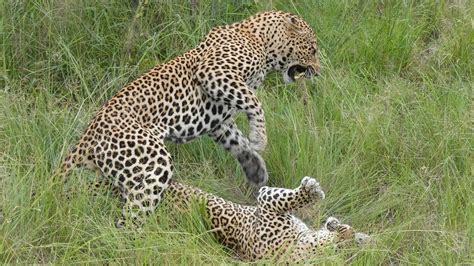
[{"xmin": 295, "ymin": 72, "xmax": 305, "ymax": 80}]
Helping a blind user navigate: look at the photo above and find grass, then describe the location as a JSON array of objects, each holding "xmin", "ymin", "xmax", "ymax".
[{"xmin": 1, "ymin": 0, "xmax": 472, "ymax": 264}]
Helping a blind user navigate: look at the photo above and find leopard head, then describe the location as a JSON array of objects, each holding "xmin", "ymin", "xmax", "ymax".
[
  {"xmin": 280, "ymin": 15, "xmax": 321, "ymax": 83},
  {"xmin": 242, "ymin": 11, "xmax": 321, "ymax": 83}
]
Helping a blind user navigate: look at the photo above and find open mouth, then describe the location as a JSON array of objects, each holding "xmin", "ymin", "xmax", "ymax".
[{"xmin": 287, "ymin": 64, "xmax": 317, "ymax": 82}]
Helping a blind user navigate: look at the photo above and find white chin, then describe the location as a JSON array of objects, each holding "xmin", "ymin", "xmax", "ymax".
[{"xmin": 282, "ymin": 70, "xmax": 293, "ymax": 83}]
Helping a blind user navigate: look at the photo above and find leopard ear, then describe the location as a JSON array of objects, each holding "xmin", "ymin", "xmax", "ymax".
[{"xmin": 285, "ymin": 16, "xmax": 306, "ymax": 34}]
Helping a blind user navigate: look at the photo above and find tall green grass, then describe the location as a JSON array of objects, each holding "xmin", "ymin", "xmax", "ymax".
[{"xmin": 1, "ymin": 0, "xmax": 472, "ymax": 264}]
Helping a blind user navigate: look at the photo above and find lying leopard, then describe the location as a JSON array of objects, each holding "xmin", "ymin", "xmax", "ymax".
[
  {"xmin": 167, "ymin": 176, "xmax": 371, "ymax": 262},
  {"xmin": 59, "ymin": 11, "xmax": 320, "ymax": 225}
]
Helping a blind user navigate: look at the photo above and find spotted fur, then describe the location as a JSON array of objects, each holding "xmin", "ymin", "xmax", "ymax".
[
  {"xmin": 168, "ymin": 176, "xmax": 370, "ymax": 261},
  {"xmin": 59, "ymin": 11, "xmax": 320, "ymax": 225}
]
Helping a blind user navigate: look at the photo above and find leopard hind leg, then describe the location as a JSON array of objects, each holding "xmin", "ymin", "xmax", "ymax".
[{"xmin": 92, "ymin": 127, "xmax": 173, "ymax": 227}]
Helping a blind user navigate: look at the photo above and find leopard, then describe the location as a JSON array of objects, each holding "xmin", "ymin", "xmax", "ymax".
[
  {"xmin": 59, "ymin": 11, "xmax": 321, "ymax": 225},
  {"xmin": 167, "ymin": 176, "xmax": 371, "ymax": 262}
]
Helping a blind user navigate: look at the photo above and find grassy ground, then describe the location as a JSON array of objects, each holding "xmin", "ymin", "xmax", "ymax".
[{"xmin": 1, "ymin": 0, "xmax": 472, "ymax": 264}]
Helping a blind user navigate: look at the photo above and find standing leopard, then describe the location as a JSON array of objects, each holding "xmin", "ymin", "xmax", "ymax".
[
  {"xmin": 60, "ymin": 11, "xmax": 320, "ymax": 225},
  {"xmin": 167, "ymin": 176, "xmax": 371, "ymax": 262}
]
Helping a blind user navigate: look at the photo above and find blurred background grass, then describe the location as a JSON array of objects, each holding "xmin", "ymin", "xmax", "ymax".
[{"xmin": 1, "ymin": 0, "xmax": 472, "ymax": 264}]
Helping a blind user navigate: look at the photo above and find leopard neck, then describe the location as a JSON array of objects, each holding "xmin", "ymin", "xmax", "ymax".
[{"xmin": 237, "ymin": 11, "xmax": 293, "ymax": 72}]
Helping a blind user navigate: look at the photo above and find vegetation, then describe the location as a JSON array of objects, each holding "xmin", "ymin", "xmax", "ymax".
[{"xmin": 1, "ymin": 0, "xmax": 472, "ymax": 264}]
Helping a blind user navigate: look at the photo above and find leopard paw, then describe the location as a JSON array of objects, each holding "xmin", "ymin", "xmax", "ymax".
[
  {"xmin": 336, "ymin": 224, "xmax": 355, "ymax": 240},
  {"xmin": 237, "ymin": 150, "xmax": 268, "ymax": 186},
  {"xmin": 355, "ymin": 232, "xmax": 372, "ymax": 246},
  {"xmin": 300, "ymin": 176, "xmax": 325, "ymax": 200},
  {"xmin": 322, "ymin": 216, "xmax": 341, "ymax": 231}
]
